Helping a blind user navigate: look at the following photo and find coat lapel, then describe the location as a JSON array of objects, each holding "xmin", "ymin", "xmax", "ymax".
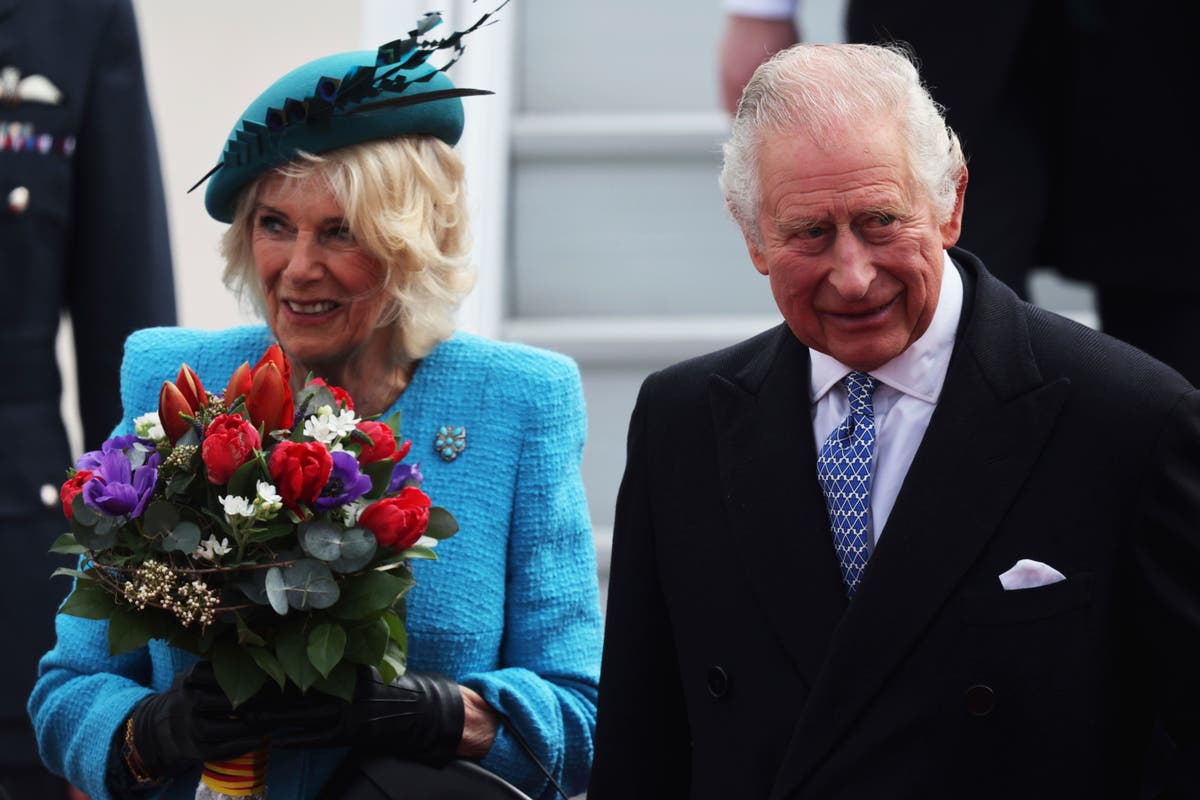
[
  {"xmin": 710, "ymin": 325, "xmax": 848, "ymax": 688},
  {"xmin": 769, "ymin": 252, "xmax": 1072, "ymax": 798}
]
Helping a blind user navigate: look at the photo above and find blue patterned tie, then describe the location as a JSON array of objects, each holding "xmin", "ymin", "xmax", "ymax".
[{"xmin": 816, "ymin": 371, "xmax": 880, "ymax": 598}]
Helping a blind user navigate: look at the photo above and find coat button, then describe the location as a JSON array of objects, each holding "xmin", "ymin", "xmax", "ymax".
[
  {"xmin": 7, "ymin": 185, "xmax": 29, "ymax": 214},
  {"xmin": 40, "ymin": 483, "xmax": 58, "ymax": 509},
  {"xmin": 965, "ymin": 684, "xmax": 995, "ymax": 717},
  {"xmin": 706, "ymin": 666, "xmax": 730, "ymax": 699}
]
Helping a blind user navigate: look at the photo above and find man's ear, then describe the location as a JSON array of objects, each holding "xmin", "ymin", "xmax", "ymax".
[
  {"xmin": 744, "ymin": 230, "xmax": 769, "ymax": 276},
  {"xmin": 939, "ymin": 166, "xmax": 968, "ymax": 248}
]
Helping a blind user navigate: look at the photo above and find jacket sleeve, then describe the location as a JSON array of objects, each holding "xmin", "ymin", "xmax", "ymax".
[
  {"xmin": 588, "ymin": 373, "xmax": 693, "ymax": 799},
  {"xmin": 458, "ymin": 357, "xmax": 603, "ymax": 800},
  {"xmin": 1131, "ymin": 387, "xmax": 1200, "ymax": 791},
  {"xmin": 66, "ymin": 0, "xmax": 175, "ymax": 452}
]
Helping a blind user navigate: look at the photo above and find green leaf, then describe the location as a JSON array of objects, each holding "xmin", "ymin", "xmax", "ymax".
[
  {"xmin": 226, "ymin": 458, "xmax": 263, "ymax": 499},
  {"xmin": 50, "ymin": 567, "xmax": 91, "ymax": 581},
  {"xmin": 393, "ymin": 545, "xmax": 438, "ymax": 562},
  {"xmin": 249, "ymin": 646, "xmax": 287, "ymax": 689},
  {"xmin": 344, "ymin": 618, "xmax": 390, "ymax": 666},
  {"xmin": 212, "ymin": 642, "xmax": 268, "ymax": 708},
  {"xmin": 49, "ymin": 533, "xmax": 86, "ymax": 555},
  {"xmin": 245, "ymin": 522, "xmax": 293, "ymax": 545},
  {"xmin": 380, "ymin": 638, "xmax": 407, "ymax": 683},
  {"xmin": 383, "ymin": 610, "xmax": 408, "ymax": 649},
  {"xmin": 276, "ymin": 625, "xmax": 320, "ymax": 690},
  {"xmin": 162, "ymin": 521, "xmax": 202, "ymax": 553},
  {"xmin": 362, "ymin": 459, "xmax": 395, "ymax": 500},
  {"xmin": 142, "ymin": 502, "xmax": 180, "ymax": 536},
  {"xmin": 166, "ymin": 471, "xmax": 196, "ymax": 500},
  {"xmin": 58, "ymin": 582, "xmax": 115, "ymax": 620},
  {"xmin": 266, "ymin": 560, "xmax": 339, "ymax": 612},
  {"xmin": 235, "ymin": 613, "xmax": 267, "ymax": 647},
  {"xmin": 108, "ymin": 606, "xmax": 154, "ymax": 656},
  {"xmin": 381, "ymin": 411, "xmax": 401, "ymax": 435},
  {"xmin": 307, "ymin": 623, "xmax": 347, "ymax": 678},
  {"xmin": 331, "ymin": 570, "xmax": 412, "ymax": 620},
  {"xmin": 298, "ymin": 521, "xmax": 377, "ymax": 572},
  {"xmin": 71, "ymin": 496, "xmax": 100, "ymax": 527},
  {"xmin": 312, "ymin": 660, "xmax": 356, "ymax": 702},
  {"xmin": 424, "ymin": 507, "xmax": 458, "ymax": 540}
]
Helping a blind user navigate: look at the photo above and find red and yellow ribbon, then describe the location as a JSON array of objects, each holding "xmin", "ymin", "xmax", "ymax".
[{"xmin": 200, "ymin": 749, "xmax": 269, "ymax": 797}]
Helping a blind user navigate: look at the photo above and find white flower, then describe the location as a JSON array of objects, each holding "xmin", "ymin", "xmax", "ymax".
[
  {"xmin": 415, "ymin": 535, "xmax": 439, "ymax": 549},
  {"xmin": 133, "ymin": 412, "xmax": 165, "ymax": 441},
  {"xmin": 193, "ymin": 535, "xmax": 232, "ymax": 562},
  {"xmin": 342, "ymin": 498, "xmax": 368, "ymax": 527},
  {"xmin": 220, "ymin": 494, "xmax": 255, "ymax": 520},
  {"xmin": 303, "ymin": 405, "xmax": 360, "ymax": 445},
  {"xmin": 255, "ymin": 481, "xmax": 282, "ymax": 516}
]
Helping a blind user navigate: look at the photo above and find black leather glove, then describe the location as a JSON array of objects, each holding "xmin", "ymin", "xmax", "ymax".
[
  {"xmin": 129, "ymin": 662, "xmax": 269, "ymax": 781},
  {"xmin": 264, "ymin": 668, "xmax": 465, "ymax": 764}
]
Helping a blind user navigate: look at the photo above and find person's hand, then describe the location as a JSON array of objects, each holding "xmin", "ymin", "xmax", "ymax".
[
  {"xmin": 129, "ymin": 662, "xmax": 270, "ymax": 781},
  {"xmin": 265, "ymin": 668, "xmax": 467, "ymax": 764},
  {"xmin": 718, "ymin": 15, "xmax": 800, "ymax": 115}
]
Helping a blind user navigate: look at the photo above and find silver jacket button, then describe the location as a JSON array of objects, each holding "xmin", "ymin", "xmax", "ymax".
[{"xmin": 7, "ymin": 185, "xmax": 29, "ymax": 214}]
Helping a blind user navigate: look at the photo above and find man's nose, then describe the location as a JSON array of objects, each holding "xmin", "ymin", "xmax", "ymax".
[{"xmin": 826, "ymin": 232, "xmax": 875, "ymax": 299}]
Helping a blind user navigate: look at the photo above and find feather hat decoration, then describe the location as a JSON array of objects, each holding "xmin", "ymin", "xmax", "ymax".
[{"xmin": 199, "ymin": 4, "xmax": 505, "ymax": 223}]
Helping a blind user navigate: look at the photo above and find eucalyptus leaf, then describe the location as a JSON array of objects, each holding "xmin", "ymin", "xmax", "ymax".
[
  {"xmin": 238, "ymin": 570, "xmax": 271, "ymax": 606},
  {"xmin": 177, "ymin": 426, "xmax": 200, "ymax": 448},
  {"xmin": 166, "ymin": 471, "xmax": 195, "ymax": 499},
  {"xmin": 297, "ymin": 519, "xmax": 343, "ymax": 561},
  {"xmin": 162, "ymin": 521, "xmax": 202, "ymax": 554},
  {"xmin": 70, "ymin": 518, "xmax": 116, "ymax": 551},
  {"xmin": 307, "ymin": 623, "xmax": 347, "ymax": 678},
  {"xmin": 212, "ymin": 642, "xmax": 268, "ymax": 708},
  {"xmin": 299, "ymin": 522, "xmax": 377, "ymax": 572},
  {"xmin": 271, "ymin": 560, "xmax": 340, "ymax": 611},
  {"xmin": 264, "ymin": 567, "xmax": 290, "ymax": 615},
  {"xmin": 424, "ymin": 507, "xmax": 458, "ymax": 540},
  {"xmin": 71, "ymin": 496, "xmax": 100, "ymax": 527},
  {"xmin": 142, "ymin": 501, "xmax": 180, "ymax": 536},
  {"xmin": 49, "ymin": 533, "xmax": 86, "ymax": 555},
  {"xmin": 276, "ymin": 626, "xmax": 320, "ymax": 690}
]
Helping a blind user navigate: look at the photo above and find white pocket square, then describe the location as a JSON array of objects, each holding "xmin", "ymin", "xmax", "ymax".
[{"xmin": 998, "ymin": 559, "xmax": 1066, "ymax": 591}]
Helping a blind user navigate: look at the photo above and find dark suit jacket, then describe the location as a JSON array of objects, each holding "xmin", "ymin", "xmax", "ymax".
[
  {"xmin": 590, "ymin": 249, "xmax": 1200, "ymax": 799},
  {"xmin": 0, "ymin": 0, "xmax": 174, "ymax": 769},
  {"xmin": 845, "ymin": 1, "xmax": 1199, "ymax": 292}
]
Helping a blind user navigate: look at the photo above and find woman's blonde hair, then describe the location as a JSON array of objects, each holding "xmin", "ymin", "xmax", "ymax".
[{"xmin": 221, "ymin": 136, "xmax": 476, "ymax": 362}]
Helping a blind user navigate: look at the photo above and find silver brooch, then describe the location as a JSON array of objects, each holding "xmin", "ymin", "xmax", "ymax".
[{"xmin": 435, "ymin": 425, "xmax": 466, "ymax": 462}]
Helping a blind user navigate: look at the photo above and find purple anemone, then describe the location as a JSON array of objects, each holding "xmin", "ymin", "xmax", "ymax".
[
  {"xmin": 81, "ymin": 448, "xmax": 159, "ymax": 519},
  {"xmin": 314, "ymin": 450, "xmax": 373, "ymax": 510},
  {"xmin": 386, "ymin": 460, "xmax": 423, "ymax": 495}
]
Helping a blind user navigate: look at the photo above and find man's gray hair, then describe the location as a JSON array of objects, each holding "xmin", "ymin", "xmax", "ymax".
[{"xmin": 719, "ymin": 43, "xmax": 965, "ymax": 244}]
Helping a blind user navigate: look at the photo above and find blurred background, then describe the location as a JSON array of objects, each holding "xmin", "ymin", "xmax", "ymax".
[{"xmin": 58, "ymin": 0, "xmax": 1098, "ymax": 603}]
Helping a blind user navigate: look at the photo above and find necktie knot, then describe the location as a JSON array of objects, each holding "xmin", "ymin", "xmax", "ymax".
[{"xmin": 843, "ymin": 371, "xmax": 879, "ymax": 415}]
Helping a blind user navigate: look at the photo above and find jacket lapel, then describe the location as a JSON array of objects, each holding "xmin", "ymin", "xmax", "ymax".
[
  {"xmin": 769, "ymin": 252, "xmax": 1072, "ymax": 798},
  {"xmin": 710, "ymin": 325, "xmax": 848, "ymax": 688}
]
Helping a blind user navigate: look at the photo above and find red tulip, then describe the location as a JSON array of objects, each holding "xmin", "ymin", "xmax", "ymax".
[
  {"xmin": 255, "ymin": 343, "xmax": 291, "ymax": 384},
  {"xmin": 174, "ymin": 364, "xmax": 207, "ymax": 412},
  {"xmin": 160, "ymin": 369, "xmax": 207, "ymax": 443},
  {"xmin": 223, "ymin": 362, "xmax": 252, "ymax": 405},
  {"xmin": 246, "ymin": 361, "xmax": 294, "ymax": 433}
]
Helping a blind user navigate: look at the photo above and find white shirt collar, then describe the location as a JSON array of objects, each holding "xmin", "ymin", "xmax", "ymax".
[{"xmin": 810, "ymin": 250, "xmax": 963, "ymax": 404}]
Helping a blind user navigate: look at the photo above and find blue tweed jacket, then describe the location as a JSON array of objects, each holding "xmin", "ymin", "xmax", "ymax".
[{"xmin": 29, "ymin": 326, "xmax": 603, "ymax": 800}]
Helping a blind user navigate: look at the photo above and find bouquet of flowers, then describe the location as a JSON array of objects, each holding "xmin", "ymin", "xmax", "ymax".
[{"xmin": 52, "ymin": 344, "xmax": 456, "ymax": 797}]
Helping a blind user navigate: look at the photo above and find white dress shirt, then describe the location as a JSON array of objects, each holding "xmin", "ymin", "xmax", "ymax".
[{"xmin": 810, "ymin": 251, "xmax": 963, "ymax": 546}]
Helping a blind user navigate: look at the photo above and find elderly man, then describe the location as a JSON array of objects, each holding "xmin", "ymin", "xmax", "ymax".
[{"xmin": 589, "ymin": 44, "xmax": 1200, "ymax": 799}]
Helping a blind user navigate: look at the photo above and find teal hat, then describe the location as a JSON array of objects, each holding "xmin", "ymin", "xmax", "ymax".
[{"xmin": 198, "ymin": 11, "xmax": 497, "ymax": 223}]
